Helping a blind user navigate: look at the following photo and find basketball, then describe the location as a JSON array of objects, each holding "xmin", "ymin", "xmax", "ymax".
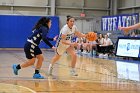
[{"xmin": 86, "ymin": 32, "xmax": 97, "ymax": 41}]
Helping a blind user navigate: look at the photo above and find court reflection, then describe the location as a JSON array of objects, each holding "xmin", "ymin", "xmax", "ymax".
[{"xmin": 116, "ymin": 61, "xmax": 140, "ymax": 81}]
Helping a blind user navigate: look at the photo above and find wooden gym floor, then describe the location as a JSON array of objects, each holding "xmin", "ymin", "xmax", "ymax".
[{"xmin": 0, "ymin": 49, "xmax": 140, "ymax": 93}]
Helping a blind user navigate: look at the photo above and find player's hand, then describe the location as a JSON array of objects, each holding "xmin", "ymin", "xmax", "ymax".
[
  {"xmin": 53, "ymin": 35, "xmax": 58, "ymax": 41},
  {"xmin": 52, "ymin": 46, "xmax": 56, "ymax": 50},
  {"xmin": 118, "ymin": 26, "xmax": 130, "ymax": 34}
]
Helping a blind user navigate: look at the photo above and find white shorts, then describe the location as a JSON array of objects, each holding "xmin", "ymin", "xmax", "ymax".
[{"xmin": 56, "ymin": 41, "xmax": 70, "ymax": 55}]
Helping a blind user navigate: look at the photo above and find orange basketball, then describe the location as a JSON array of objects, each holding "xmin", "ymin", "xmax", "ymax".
[{"xmin": 86, "ymin": 32, "xmax": 97, "ymax": 41}]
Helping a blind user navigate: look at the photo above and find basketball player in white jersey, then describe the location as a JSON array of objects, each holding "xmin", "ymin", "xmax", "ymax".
[{"xmin": 48, "ymin": 15, "xmax": 86, "ymax": 76}]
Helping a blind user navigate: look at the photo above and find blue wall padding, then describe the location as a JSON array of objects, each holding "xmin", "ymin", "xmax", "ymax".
[{"xmin": 0, "ymin": 15, "xmax": 59, "ymax": 48}]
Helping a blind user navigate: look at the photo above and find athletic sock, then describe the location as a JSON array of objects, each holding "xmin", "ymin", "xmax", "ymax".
[
  {"xmin": 35, "ymin": 69, "xmax": 39, "ymax": 74},
  {"xmin": 49, "ymin": 64, "xmax": 53, "ymax": 68},
  {"xmin": 16, "ymin": 64, "xmax": 21, "ymax": 69}
]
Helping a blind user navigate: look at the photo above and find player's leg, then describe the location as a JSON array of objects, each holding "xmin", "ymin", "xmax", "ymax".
[
  {"xmin": 12, "ymin": 42, "xmax": 36, "ymax": 75},
  {"xmin": 48, "ymin": 42, "xmax": 68, "ymax": 75},
  {"xmin": 33, "ymin": 54, "xmax": 44, "ymax": 79},
  {"xmin": 48, "ymin": 53, "xmax": 61, "ymax": 75},
  {"xmin": 12, "ymin": 58, "xmax": 36, "ymax": 75},
  {"xmin": 66, "ymin": 46, "xmax": 78, "ymax": 76}
]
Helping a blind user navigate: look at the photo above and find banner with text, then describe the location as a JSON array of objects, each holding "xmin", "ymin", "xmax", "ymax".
[{"xmin": 101, "ymin": 13, "xmax": 139, "ymax": 31}]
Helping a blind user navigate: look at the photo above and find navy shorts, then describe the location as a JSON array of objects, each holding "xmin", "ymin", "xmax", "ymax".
[{"xmin": 24, "ymin": 42, "xmax": 42, "ymax": 59}]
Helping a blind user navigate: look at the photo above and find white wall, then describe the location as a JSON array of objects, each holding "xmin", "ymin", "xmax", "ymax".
[
  {"xmin": 0, "ymin": 0, "xmax": 49, "ymax": 16},
  {"xmin": 74, "ymin": 18, "xmax": 101, "ymax": 33},
  {"xmin": 56, "ymin": 0, "xmax": 109, "ymax": 17},
  {"xmin": 56, "ymin": 0, "xmax": 82, "ymax": 7},
  {"xmin": 118, "ymin": 0, "xmax": 134, "ymax": 8},
  {"xmin": 13, "ymin": 0, "xmax": 48, "ymax": 6},
  {"xmin": 85, "ymin": 0, "xmax": 108, "ymax": 8},
  {"xmin": 136, "ymin": 0, "xmax": 140, "ymax": 6}
]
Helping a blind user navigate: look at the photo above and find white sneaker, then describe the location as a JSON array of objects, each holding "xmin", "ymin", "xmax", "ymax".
[
  {"xmin": 48, "ymin": 65, "xmax": 53, "ymax": 75},
  {"xmin": 70, "ymin": 69, "xmax": 78, "ymax": 76},
  {"xmin": 99, "ymin": 53, "xmax": 104, "ymax": 58},
  {"xmin": 103, "ymin": 54, "xmax": 108, "ymax": 59},
  {"xmin": 82, "ymin": 50, "xmax": 87, "ymax": 55}
]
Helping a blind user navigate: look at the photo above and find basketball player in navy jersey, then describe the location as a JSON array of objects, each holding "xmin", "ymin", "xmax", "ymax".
[{"xmin": 12, "ymin": 17, "xmax": 57, "ymax": 79}]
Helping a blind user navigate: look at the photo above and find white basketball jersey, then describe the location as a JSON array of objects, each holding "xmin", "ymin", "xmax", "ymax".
[{"xmin": 58, "ymin": 24, "xmax": 78, "ymax": 41}]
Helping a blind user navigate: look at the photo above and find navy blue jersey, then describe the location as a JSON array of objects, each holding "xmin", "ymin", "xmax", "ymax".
[{"xmin": 28, "ymin": 25, "xmax": 53, "ymax": 48}]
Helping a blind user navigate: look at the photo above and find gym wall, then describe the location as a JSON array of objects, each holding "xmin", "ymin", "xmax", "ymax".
[{"xmin": 0, "ymin": 15, "xmax": 59, "ymax": 48}]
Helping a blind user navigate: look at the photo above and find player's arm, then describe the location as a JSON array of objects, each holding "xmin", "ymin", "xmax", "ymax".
[
  {"xmin": 46, "ymin": 35, "xmax": 58, "ymax": 41},
  {"xmin": 128, "ymin": 23, "xmax": 140, "ymax": 30},
  {"xmin": 73, "ymin": 25, "xmax": 86, "ymax": 38},
  {"xmin": 119, "ymin": 23, "xmax": 140, "ymax": 31},
  {"xmin": 75, "ymin": 31, "xmax": 86, "ymax": 38},
  {"xmin": 41, "ymin": 27, "xmax": 54, "ymax": 48}
]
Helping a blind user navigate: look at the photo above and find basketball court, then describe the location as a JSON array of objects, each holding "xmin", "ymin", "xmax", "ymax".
[{"xmin": 0, "ymin": 49, "xmax": 140, "ymax": 93}]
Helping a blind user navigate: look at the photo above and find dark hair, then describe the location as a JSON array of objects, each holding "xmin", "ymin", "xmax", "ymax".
[
  {"xmin": 66, "ymin": 15, "xmax": 74, "ymax": 21},
  {"xmin": 32, "ymin": 17, "xmax": 51, "ymax": 30}
]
